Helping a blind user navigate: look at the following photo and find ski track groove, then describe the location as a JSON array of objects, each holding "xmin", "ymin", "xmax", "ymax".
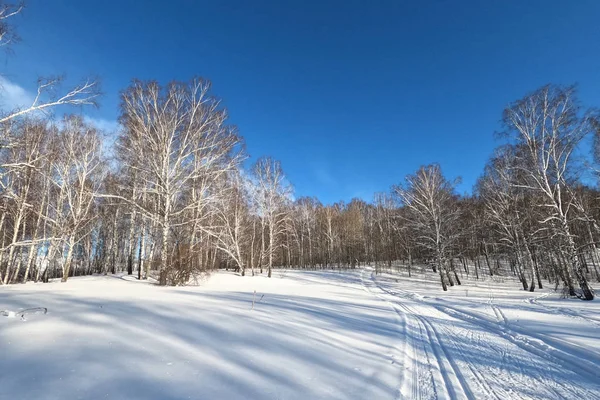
[
  {"xmin": 359, "ymin": 270, "xmax": 409, "ymax": 400},
  {"xmin": 360, "ymin": 270, "xmax": 436, "ymax": 400},
  {"xmin": 382, "ymin": 277, "xmax": 600, "ymax": 382},
  {"xmin": 363, "ymin": 269, "xmax": 480, "ymax": 400},
  {"xmin": 370, "ymin": 271, "xmax": 600, "ymax": 400},
  {"xmin": 526, "ymin": 294, "xmax": 600, "ymax": 328},
  {"xmin": 419, "ymin": 315, "xmax": 476, "ymax": 400},
  {"xmin": 374, "ymin": 275, "xmax": 496, "ymax": 400},
  {"xmin": 433, "ymin": 301, "xmax": 600, "ymax": 383},
  {"xmin": 393, "ymin": 297, "xmax": 463, "ymax": 400},
  {"xmin": 434, "ymin": 323, "xmax": 505, "ymax": 400}
]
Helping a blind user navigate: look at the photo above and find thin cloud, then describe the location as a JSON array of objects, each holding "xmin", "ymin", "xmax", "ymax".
[
  {"xmin": 83, "ymin": 116, "xmax": 120, "ymax": 134},
  {"xmin": 0, "ymin": 75, "xmax": 34, "ymax": 111},
  {"xmin": 313, "ymin": 163, "xmax": 336, "ymax": 186}
]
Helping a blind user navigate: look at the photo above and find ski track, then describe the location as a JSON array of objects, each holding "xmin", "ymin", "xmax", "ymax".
[
  {"xmin": 427, "ymin": 305, "xmax": 598, "ymax": 399},
  {"xmin": 362, "ymin": 268, "xmax": 600, "ymax": 400},
  {"xmin": 361, "ymin": 270, "xmax": 437, "ymax": 400},
  {"xmin": 367, "ymin": 272, "xmax": 494, "ymax": 400},
  {"xmin": 432, "ymin": 300, "xmax": 600, "ymax": 384},
  {"xmin": 525, "ymin": 293, "xmax": 600, "ymax": 328},
  {"xmin": 362, "ymin": 269, "xmax": 474, "ymax": 400}
]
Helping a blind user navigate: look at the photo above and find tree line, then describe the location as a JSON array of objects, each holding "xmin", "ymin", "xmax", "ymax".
[{"xmin": 0, "ymin": 3, "xmax": 598, "ymax": 299}]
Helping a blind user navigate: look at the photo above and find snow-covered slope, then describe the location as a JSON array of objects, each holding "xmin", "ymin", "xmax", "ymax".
[{"xmin": 1, "ymin": 269, "xmax": 599, "ymax": 399}]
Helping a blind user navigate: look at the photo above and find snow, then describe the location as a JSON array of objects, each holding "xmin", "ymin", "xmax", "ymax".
[
  {"xmin": 365, "ymin": 269, "xmax": 600, "ymax": 399},
  {"xmin": 1, "ymin": 268, "xmax": 599, "ymax": 399}
]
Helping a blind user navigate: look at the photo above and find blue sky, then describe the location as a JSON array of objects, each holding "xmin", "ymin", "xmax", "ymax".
[{"xmin": 2, "ymin": 0, "xmax": 600, "ymax": 204}]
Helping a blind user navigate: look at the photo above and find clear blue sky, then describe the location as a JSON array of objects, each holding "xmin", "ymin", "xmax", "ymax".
[{"xmin": 2, "ymin": 0, "xmax": 600, "ymax": 204}]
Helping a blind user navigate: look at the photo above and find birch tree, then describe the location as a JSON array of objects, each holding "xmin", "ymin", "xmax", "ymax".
[
  {"xmin": 0, "ymin": 1, "xmax": 22, "ymax": 49},
  {"xmin": 394, "ymin": 164, "xmax": 461, "ymax": 291},
  {"xmin": 477, "ymin": 146, "xmax": 541, "ymax": 291},
  {"xmin": 117, "ymin": 79, "xmax": 242, "ymax": 285},
  {"xmin": 212, "ymin": 171, "xmax": 251, "ymax": 276},
  {"xmin": 47, "ymin": 116, "xmax": 104, "ymax": 282},
  {"xmin": 501, "ymin": 85, "xmax": 595, "ymax": 300},
  {"xmin": 0, "ymin": 119, "xmax": 54, "ymax": 283},
  {"xmin": 252, "ymin": 157, "xmax": 292, "ymax": 278}
]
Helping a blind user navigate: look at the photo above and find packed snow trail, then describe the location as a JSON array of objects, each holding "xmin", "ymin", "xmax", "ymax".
[
  {"xmin": 361, "ymin": 270, "xmax": 457, "ymax": 400},
  {"xmin": 366, "ymin": 268, "xmax": 600, "ymax": 400}
]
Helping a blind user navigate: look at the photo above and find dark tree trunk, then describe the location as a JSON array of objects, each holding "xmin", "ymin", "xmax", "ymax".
[
  {"xmin": 483, "ymin": 243, "xmax": 493, "ymax": 277},
  {"xmin": 127, "ymin": 255, "xmax": 133, "ymax": 275}
]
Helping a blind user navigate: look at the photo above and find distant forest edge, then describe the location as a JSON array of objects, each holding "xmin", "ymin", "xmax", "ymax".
[{"xmin": 0, "ymin": 3, "xmax": 598, "ymax": 300}]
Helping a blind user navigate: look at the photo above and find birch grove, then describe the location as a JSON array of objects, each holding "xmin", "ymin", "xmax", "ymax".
[
  {"xmin": 0, "ymin": 2, "xmax": 598, "ymax": 301},
  {"xmin": 116, "ymin": 79, "xmax": 242, "ymax": 285}
]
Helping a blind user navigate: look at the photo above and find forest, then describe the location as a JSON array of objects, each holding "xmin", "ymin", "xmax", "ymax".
[{"xmin": 0, "ymin": 3, "xmax": 598, "ymax": 301}]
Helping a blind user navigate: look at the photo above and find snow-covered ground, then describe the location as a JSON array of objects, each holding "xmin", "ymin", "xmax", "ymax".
[
  {"xmin": 365, "ymin": 268, "xmax": 600, "ymax": 399},
  {"xmin": 1, "ymin": 268, "xmax": 599, "ymax": 400}
]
